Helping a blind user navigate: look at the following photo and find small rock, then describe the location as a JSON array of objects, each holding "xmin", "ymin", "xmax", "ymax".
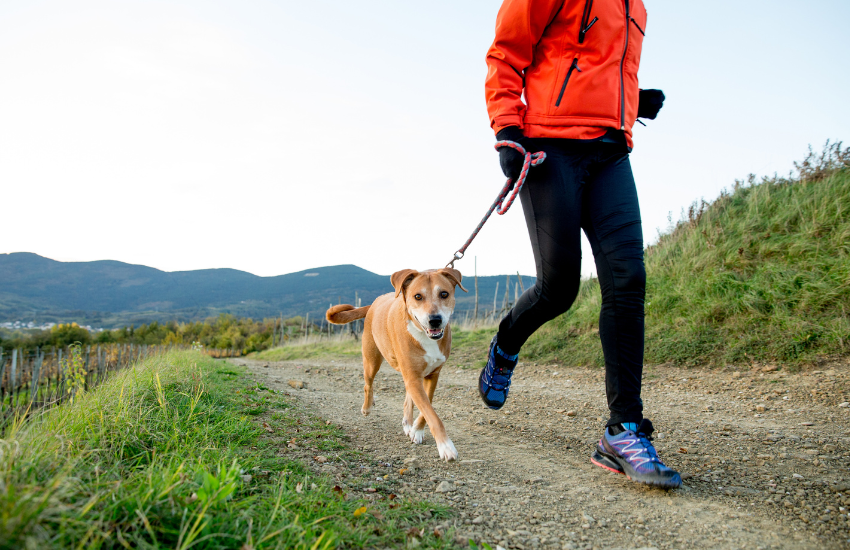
[
  {"xmin": 792, "ymin": 473, "xmax": 804, "ymax": 479},
  {"xmin": 472, "ymin": 516, "xmax": 484, "ymax": 524},
  {"xmin": 435, "ymin": 481, "xmax": 456, "ymax": 493},
  {"xmin": 756, "ymin": 405, "xmax": 766, "ymax": 413},
  {"xmin": 566, "ymin": 411, "xmax": 577, "ymax": 417},
  {"xmin": 800, "ymin": 421, "xmax": 814, "ymax": 426},
  {"xmin": 315, "ymin": 455, "xmax": 328, "ymax": 463},
  {"xmin": 403, "ymin": 457, "xmax": 418, "ymax": 464},
  {"xmin": 262, "ymin": 364, "xmax": 269, "ymax": 368},
  {"xmin": 732, "ymin": 371, "xmax": 741, "ymax": 378},
  {"xmin": 839, "ymin": 402, "xmax": 850, "ymax": 408},
  {"xmin": 288, "ymin": 380, "xmax": 305, "ymax": 389}
]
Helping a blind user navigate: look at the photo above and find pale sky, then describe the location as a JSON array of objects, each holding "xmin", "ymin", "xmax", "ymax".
[{"xmin": 2, "ymin": 0, "xmax": 848, "ymax": 278}]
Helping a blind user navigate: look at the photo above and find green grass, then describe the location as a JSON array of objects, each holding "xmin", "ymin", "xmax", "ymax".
[
  {"xmin": 0, "ymin": 351, "xmax": 453, "ymax": 549},
  {"xmin": 523, "ymin": 143, "xmax": 850, "ymax": 368},
  {"xmin": 251, "ymin": 340, "xmax": 362, "ymax": 362}
]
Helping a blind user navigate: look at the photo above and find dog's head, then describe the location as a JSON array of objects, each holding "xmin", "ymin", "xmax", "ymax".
[{"xmin": 391, "ymin": 268, "xmax": 468, "ymax": 340}]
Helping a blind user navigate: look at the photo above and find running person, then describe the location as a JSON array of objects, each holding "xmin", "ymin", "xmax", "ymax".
[{"xmin": 478, "ymin": 0, "xmax": 680, "ymax": 488}]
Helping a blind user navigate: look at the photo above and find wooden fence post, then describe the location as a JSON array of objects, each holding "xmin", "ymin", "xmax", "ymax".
[
  {"xmin": 0, "ymin": 347, "xmax": 5, "ymax": 405},
  {"xmin": 57, "ymin": 348, "xmax": 63, "ymax": 404},
  {"xmin": 30, "ymin": 349, "xmax": 43, "ymax": 404},
  {"xmin": 10, "ymin": 349, "xmax": 18, "ymax": 408},
  {"xmin": 474, "ymin": 257, "xmax": 479, "ymax": 324}
]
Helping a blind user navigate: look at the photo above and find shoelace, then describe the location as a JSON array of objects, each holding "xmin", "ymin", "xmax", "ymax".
[
  {"xmin": 484, "ymin": 364, "xmax": 513, "ymax": 390},
  {"xmin": 634, "ymin": 433, "xmax": 661, "ymax": 463}
]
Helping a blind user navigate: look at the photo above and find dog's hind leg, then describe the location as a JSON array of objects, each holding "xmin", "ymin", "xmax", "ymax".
[
  {"xmin": 410, "ymin": 366, "xmax": 442, "ymax": 444},
  {"xmin": 402, "ymin": 368, "xmax": 456, "ymax": 461},
  {"xmin": 360, "ymin": 330, "xmax": 382, "ymax": 416}
]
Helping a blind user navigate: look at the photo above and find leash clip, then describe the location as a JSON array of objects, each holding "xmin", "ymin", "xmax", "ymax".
[{"xmin": 446, "ymin": 250, "xmax": 464, "ymax": 269}]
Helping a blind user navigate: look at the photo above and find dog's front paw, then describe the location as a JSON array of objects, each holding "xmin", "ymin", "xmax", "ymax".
[
  {"xmin": 410, "ymin": 427, "xmax": 426, "ymax": 444},
  {"xmin": 402, "ymin": 418, "xmax": 413, "ymax": 437},
  {"xmin": 437, "ymin": 439, "xmax": 458, "ymax": 462}
]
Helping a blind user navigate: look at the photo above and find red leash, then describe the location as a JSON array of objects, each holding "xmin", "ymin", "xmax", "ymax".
[{"xmin": 446, "ymin": 140, "xmax": 546, "ymax": 268}]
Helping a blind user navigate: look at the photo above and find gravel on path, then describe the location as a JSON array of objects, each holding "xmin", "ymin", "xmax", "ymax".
[{"xmin": 233, "ymin": 356, "xmax": 850, "ymax": 550}]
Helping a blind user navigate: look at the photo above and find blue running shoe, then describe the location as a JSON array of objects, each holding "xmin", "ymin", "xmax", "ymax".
[
  {"xmin": 478, "ymin": 336, "xmax": 518, "ymax": 410},
  {"xmin": 591, "ymin": 419, "xmax": 682, "ymax": 489}
]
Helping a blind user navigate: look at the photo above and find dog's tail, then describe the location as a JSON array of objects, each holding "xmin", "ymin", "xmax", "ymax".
[{"xmin": 326, "ymin": 304, "xmax": 370, "ymax": 325}]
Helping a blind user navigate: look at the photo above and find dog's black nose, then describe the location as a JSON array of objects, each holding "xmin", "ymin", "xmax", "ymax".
[{"xmin": 428, "ymin": 316, "xmax": 442, "ymax": 329}]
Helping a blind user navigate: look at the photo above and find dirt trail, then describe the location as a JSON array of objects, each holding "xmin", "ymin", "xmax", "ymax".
[{"xmin": 233, "ymin": 355, "xmax": 850, "ymax": 550}]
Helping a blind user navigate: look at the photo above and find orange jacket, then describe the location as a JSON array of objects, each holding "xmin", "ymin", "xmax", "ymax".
[{"xmin": 485, "ymin": 0, "xmax": 647, "ymax": 148}]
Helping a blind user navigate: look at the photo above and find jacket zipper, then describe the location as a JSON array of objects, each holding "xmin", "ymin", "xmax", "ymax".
[
  {"xmin": 579, "ymin": 0, "xmax": 597, "ymax": 43},
  {"xmin": 580, "ymin": 0, "xmax": 593, "ymax": 35},
  {"xmin": 555, "ymin": 58, "xmax": 582, "ymax": 107},
  {"xmin": 579, "ymin": 17, "xmax": 598, "ymax": 43},
  {"xmin": 630, "ymin": 17, "xmax": 645, "ymax": 36},
  {"xmin": 619, "ymin": 0, "xmax": 630, "ymax": 130}
]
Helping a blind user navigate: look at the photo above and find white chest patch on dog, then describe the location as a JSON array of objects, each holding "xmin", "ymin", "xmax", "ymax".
[{"xmin": 407, "ymin": 320, "xmax": 446, "ymax": 376}]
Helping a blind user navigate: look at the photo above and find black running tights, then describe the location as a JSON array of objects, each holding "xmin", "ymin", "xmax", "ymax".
[{"xmin": 496, "ymin": 139, "xmax": 646, "ymax": 426}]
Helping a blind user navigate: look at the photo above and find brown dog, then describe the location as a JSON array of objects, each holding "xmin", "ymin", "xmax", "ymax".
[{"xmin": 326, "ymin": 268, "xmax": 467, "ymax": 461}]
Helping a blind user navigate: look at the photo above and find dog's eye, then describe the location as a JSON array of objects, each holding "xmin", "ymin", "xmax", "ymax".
[
  {"xmin": 414, "ymin": 294, "xmax": 422, "ymax": 301},
  {"xmin": 440, "ymin": 291, "xmax": 449, "ymax": 299}
]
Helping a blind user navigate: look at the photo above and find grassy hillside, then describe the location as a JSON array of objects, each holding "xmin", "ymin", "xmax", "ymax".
[
  {"xmin": 523, "ymin": 142, "xmax": 850, "ymax": 367},
  {"xmin": 0, "ymin": 351, "xmax": 451, "ymax": 549}
]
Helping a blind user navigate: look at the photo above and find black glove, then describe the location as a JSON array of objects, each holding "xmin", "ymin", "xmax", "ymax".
[
  {"xmin": 637, "ymin": 89, "xmax": 665, "ymax": 119},
  {"xmin": 496, "ymin": 126, "xmax": 527, "ymax": 181}
]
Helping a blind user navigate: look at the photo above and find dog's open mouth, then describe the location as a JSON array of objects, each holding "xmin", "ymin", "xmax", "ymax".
[{"xmin": 426, "ymin": 328, "xmax": 444, "ymax": 340}]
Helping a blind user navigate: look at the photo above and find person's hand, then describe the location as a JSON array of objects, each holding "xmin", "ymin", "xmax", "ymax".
[
  {"xmin": 637, "ymin": 89, "xmax": 665, "ymax": 119},
  {"xmin": 496, "ymin": 126, "xmax": 527, "ymax": 181}
]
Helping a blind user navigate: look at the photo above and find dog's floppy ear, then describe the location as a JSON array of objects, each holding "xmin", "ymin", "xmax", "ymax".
[
  {"xmin": 439, "ymin": 268, "xmax": 468, "ymax": 293},
  {"xmin": 391, "ymin": 269, "xmax": 419, "ymax": 299}
]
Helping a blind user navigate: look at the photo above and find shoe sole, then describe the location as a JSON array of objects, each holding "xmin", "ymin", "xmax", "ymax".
[
  {"xmin": 591, "ymin": 449, "xmax": 624, "ymax": 475},
  {"xmin": 591, "ymin": 449, "xmax": 682, "ymax": 489}
]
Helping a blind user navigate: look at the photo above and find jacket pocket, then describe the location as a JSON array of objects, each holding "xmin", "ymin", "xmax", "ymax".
[
  {"xmin": 554, "ymin": 57, "xmax": 582, "ymax": 107},
  {"xmin": 578, "ymin": 0, "xmax": 597, "ymax": 43}
]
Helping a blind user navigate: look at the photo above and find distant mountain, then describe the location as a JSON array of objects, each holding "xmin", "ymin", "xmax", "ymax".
[{"xmin": 0, "ymin": 253, "xmax": 534, "ymax": 328}]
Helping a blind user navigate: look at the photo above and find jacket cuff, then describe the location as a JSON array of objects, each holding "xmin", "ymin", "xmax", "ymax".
[
  {"xmin": 496, "ymin": 126, "xmax": 524, "ymax": 143},
  {"xmin": 492, "ymin": 115, "xmax": 524, "ymax": 135}
]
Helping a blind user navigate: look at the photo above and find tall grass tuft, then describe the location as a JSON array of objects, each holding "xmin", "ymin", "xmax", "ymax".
[{"xmin": 523, "ymin": 141, "xmax": 850, "ymax": 367}]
